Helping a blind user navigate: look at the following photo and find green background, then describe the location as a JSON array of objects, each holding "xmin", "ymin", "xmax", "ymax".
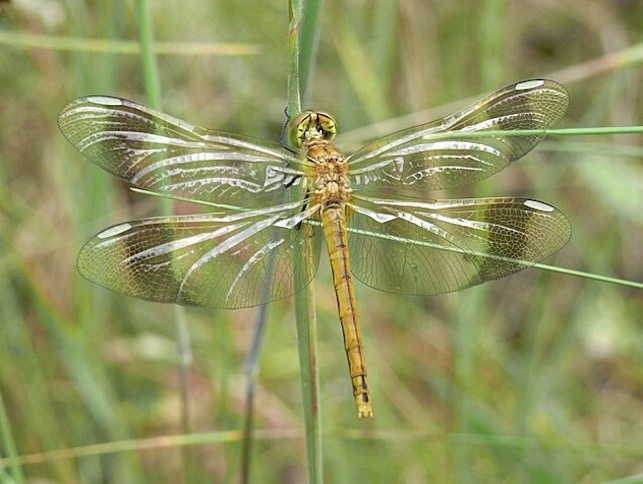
[{"xmin": 1, "ymin": 1, "xmax": 642, "ymax": 482}]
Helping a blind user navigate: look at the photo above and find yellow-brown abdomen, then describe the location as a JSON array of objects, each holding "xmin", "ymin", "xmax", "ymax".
[{"xmin": 321, "ymin": 206, "xmax": 372, "ymax": 418}]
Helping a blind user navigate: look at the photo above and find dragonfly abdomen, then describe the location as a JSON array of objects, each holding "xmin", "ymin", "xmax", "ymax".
[{"xmin": 321, "ymin": 205, "xmax": 373, "ymax": 418}]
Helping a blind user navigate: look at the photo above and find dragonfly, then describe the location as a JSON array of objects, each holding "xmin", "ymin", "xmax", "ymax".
[{"xmin": 59, "ymin": 79, "xmax": 572, "ymax": 419}]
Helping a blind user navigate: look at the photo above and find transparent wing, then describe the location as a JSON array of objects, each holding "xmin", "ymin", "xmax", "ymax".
[
  {"xmin": 347, "ymin": 195, "xmax": 571, "ymax": 295},
  {"xmin": 58, "ymin": 96, "xmax": 310, "ymax": 208},
  {"xmin": 347, "ymin": 79, "xmax": 569, "ymax": 194},
  {"xmin": 78, "ymin": 202, "xmax": 322, "ymax": 309}
]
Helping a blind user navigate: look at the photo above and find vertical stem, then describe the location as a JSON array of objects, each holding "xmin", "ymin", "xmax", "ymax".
[
  {"xmin": 287, "ymin": 1, "xmax": 303, "ymax": 117},
  {"xmin": 134, "ymin": 1, "xmax": 193, "ymax": 480},
  {"xmin": 240, "ymin": 302, "xmax": 269, "ymax": 484},
  {"xmin": 0, "ymin": 389, "xmax": 24, "ymax": 483},
  {"xmin": 135, "ymin": 0, "xmax": 161, "ymax": 108},
  {"xmin": 297, "ymin": 0, "xmax": 322, "ymax": 107},
  {"xmin": 294, "ymin": 282, "xmax": 322, "ymax": 483},
  {"xmin": 288, "ymin": 1, "xmax": 323, "ymax": 482},
  {"xmin": 479, "ymin": 0, "xmax": 507, "ymax": 90},
  {"xmin": 452, "ymin": 287, "xmax": 487, "ymax": 483}
]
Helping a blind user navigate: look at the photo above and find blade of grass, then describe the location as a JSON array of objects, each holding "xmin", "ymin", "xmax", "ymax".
[
  {"xmin": 286, "ymin": 2, "xmax": 302, "ymax": 118},
  {"xmin": 0, "ymin": 375, "xmax": 24, "ymax": 483},
  {"xmin": 370, "ymin": 0, "xmax": 399, "ymax": 95},
  {"xmin": 479, "ymin": 0, "xmax": 507, "ymax": 90},
  {"xmin": 134, "ymin": 1, "xmax": 194, "ymax": 481},
  {"xmin": 297, "ymin": 0, "xmax": 321, "ymax": 107},
  {"xmin": 0, "ymin": 30, "xmax": 260, "ymax": 56},
  {"xmin": 135, "ymin": 0, "xmax": 161, "ymax": 108},
  {"xmin": 240, "ymin": 302, "xmax": 269, "ymax": 484},
  {"xmin": 53, "ymin": 3, "xmax": 145, "ymax": 479},
  {"xmin": 289, "ymin": 1, "xmax": 323, "ymax": 483},
  {"xmin": 333, "ymin": 24, "xmax": 391, "ymax": 122},
  {"xmin": 452, "ymin": 286, "xmax": 488, "ymax": 483}
]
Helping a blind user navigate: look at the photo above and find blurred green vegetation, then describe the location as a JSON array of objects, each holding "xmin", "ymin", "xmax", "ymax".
[{"xmin": 1, "ymin": 0, "xmax": 643, "ymax": 482}]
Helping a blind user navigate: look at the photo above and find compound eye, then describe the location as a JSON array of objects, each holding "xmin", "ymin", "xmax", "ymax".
[
  {"xmin": 317, "ymin": 112, "xmax": 337, "ymax": 141},
  {"xmin": 289, "ymin": 111, "xmax": 313, "ymax": 147}
]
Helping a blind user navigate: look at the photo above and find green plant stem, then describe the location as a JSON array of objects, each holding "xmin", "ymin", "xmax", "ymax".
[
  {"xmin": 0, "ymin": 389, "xmax": 24, "ymax": 483},
  {"xmin": 135, "ymin": 1, "xmax": 193, "ymax": 481},
  {"xmin": 297, "ymin": 0, "xmax": 321, "ymax": 106},
  {"xmin": 289, "ymin": 1, "xmax": 323, "ymax": 483},
  {"xmin": 135, "ymin": 0, "xmax": 161, "ymax": 109}
]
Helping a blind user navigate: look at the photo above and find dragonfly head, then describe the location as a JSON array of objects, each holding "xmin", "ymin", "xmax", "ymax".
[{"xmin": 289, "ymin": 111, "xmax": 337, "ymax": 147}]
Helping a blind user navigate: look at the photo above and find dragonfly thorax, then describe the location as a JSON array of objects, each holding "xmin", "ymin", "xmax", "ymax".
[{"xmin": 307, "ymin": 143, "xmax": 352, "ymax": 207}]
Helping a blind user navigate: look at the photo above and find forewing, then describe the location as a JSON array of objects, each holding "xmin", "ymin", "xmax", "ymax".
[
  {"xmin": 348, "ymin": 79, "xmax": 569, "ymax": 194},
  {"xmin": 59, "ymin": 96, "xmax": 308, "ymax": 208},
  {"xmin": 78, "ymin": 204, "xmax": 322, "ymax": 309},
  {"xmin": 347, "ymin": 196, "xmax": 571, "ymax": 295}
]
